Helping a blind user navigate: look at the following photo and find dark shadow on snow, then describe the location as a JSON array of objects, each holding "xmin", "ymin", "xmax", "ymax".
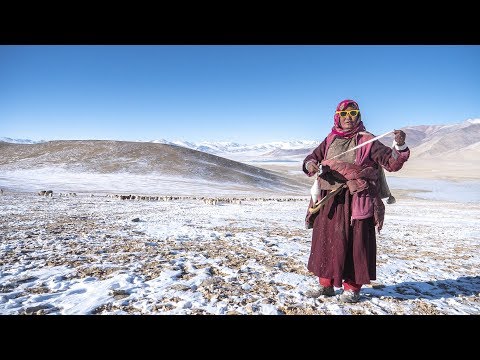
[{"xmin": 360, "ymin": 276, "xmax": 480, "ymax": 301}]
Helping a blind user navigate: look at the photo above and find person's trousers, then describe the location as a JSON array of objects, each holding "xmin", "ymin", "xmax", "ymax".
[{"xmin": 319, "ymin": 277, "xmax": 362, "ymax": 292}]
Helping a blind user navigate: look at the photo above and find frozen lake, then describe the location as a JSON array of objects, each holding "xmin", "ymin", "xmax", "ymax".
[{"xmin": 386, "ymin": 177, "xmax": 480, "ymax": 203}]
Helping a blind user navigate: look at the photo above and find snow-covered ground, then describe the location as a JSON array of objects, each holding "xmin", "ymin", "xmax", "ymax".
[{"xmin": 1, "ymin": 186, "xmax": 479, "ymax": 315}]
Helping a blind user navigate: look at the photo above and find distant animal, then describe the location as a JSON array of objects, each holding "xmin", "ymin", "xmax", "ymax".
[
  {"xmin": 38, "ymin": 190, "xmax": 53, "ymax": 197},
  {"xmin": 0, "ymin": 188, "xmax": 3, "ymax": 195}
]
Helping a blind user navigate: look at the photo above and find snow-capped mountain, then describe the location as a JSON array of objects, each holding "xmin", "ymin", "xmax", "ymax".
[
  {"xmin": 0, "ymin": 137, "xmax": 46, "ymax": 144},
  {"xmin": 3, "ymin": 118, "xmax": 479, "ymax": 167},
  {"xmin": 148, "ymin": 139, "xmax": 320, "ymax": 166},
  {"xmin": 152, "ymin": 118, "xmax": 480, "ymax": 162},
  {"xmin": 150, "ymin": 139, "xmax": 319, "ymax": 156}
]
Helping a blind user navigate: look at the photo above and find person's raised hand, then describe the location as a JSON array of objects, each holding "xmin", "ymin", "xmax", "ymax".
[{"xmin": 394, "ymin": 129, "xmax": 406, "ymax": 146}]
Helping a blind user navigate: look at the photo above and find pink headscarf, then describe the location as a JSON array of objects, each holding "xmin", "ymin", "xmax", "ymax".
[{"xmin": 330, "ymin": 99, "xmax": 366, "ymax": 138}]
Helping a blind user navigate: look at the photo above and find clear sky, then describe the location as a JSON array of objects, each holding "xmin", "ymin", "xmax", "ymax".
[{"xmin": 1, "ymin": 45, "xmax": 479, "ymax": 144}]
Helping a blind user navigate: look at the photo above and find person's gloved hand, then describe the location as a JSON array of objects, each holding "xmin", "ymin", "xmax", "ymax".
[{"xmin": 394, "ymin": 129, "xmax": 406, "ymax": 146}]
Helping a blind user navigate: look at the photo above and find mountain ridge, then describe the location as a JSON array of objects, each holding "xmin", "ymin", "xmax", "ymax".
[
  {"xmin": 3, "ymin": 118, "xmax": 478, "ymax": 160},
  {"xmin": 1, "ymin": 118, "xmax": 479, "ymax": 192}
]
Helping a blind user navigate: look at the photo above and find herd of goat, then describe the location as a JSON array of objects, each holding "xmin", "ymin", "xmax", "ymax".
[{"xmin": 23, "ymin": 189, "xmax": 307, "ymax": 204}]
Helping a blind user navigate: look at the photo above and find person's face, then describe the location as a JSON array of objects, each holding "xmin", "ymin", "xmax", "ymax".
[{"xmin": 339, "ymin": 106, "xmax": 359, "ymax": 130}]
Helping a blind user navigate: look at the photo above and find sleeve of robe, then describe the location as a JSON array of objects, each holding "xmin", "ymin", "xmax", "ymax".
[
  {"xmin": 302, "ymin": 139, "xmax": 327, "ymax": 176},
  {"xmin": 369, "ymin": 140, "xmax": 410, "ymax": 172}
]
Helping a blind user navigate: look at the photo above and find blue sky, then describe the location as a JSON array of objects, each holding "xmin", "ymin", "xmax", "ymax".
[{"xmin": 1, "ymin": 45, "xmax": 479, "ymax": 144}]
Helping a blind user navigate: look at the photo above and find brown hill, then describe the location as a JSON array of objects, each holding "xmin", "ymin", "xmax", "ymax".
[{"xmin": 0, "ymin": 140, "xmax": 308, "ymax": 195}]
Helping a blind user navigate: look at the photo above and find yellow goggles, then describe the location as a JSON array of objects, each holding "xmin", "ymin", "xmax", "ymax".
[{"xmin": 335, "ymin": 110, "xmax": 360, "ymax": 117}]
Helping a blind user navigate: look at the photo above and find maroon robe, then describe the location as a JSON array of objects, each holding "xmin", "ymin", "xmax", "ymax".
[{"xmin": 303, "ymin": 139, "xmax": 409, "ymax": 287}]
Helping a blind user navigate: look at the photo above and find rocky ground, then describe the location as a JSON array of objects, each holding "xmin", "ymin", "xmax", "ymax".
[{"xmin": 1, "ymin": 190, "xmax": 479, "ymax": 315}]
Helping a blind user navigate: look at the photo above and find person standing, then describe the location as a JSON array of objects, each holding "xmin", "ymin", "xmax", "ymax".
[{"xmin": 303, "ymin": 99, "xmax": 409, "ymax": 303}]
